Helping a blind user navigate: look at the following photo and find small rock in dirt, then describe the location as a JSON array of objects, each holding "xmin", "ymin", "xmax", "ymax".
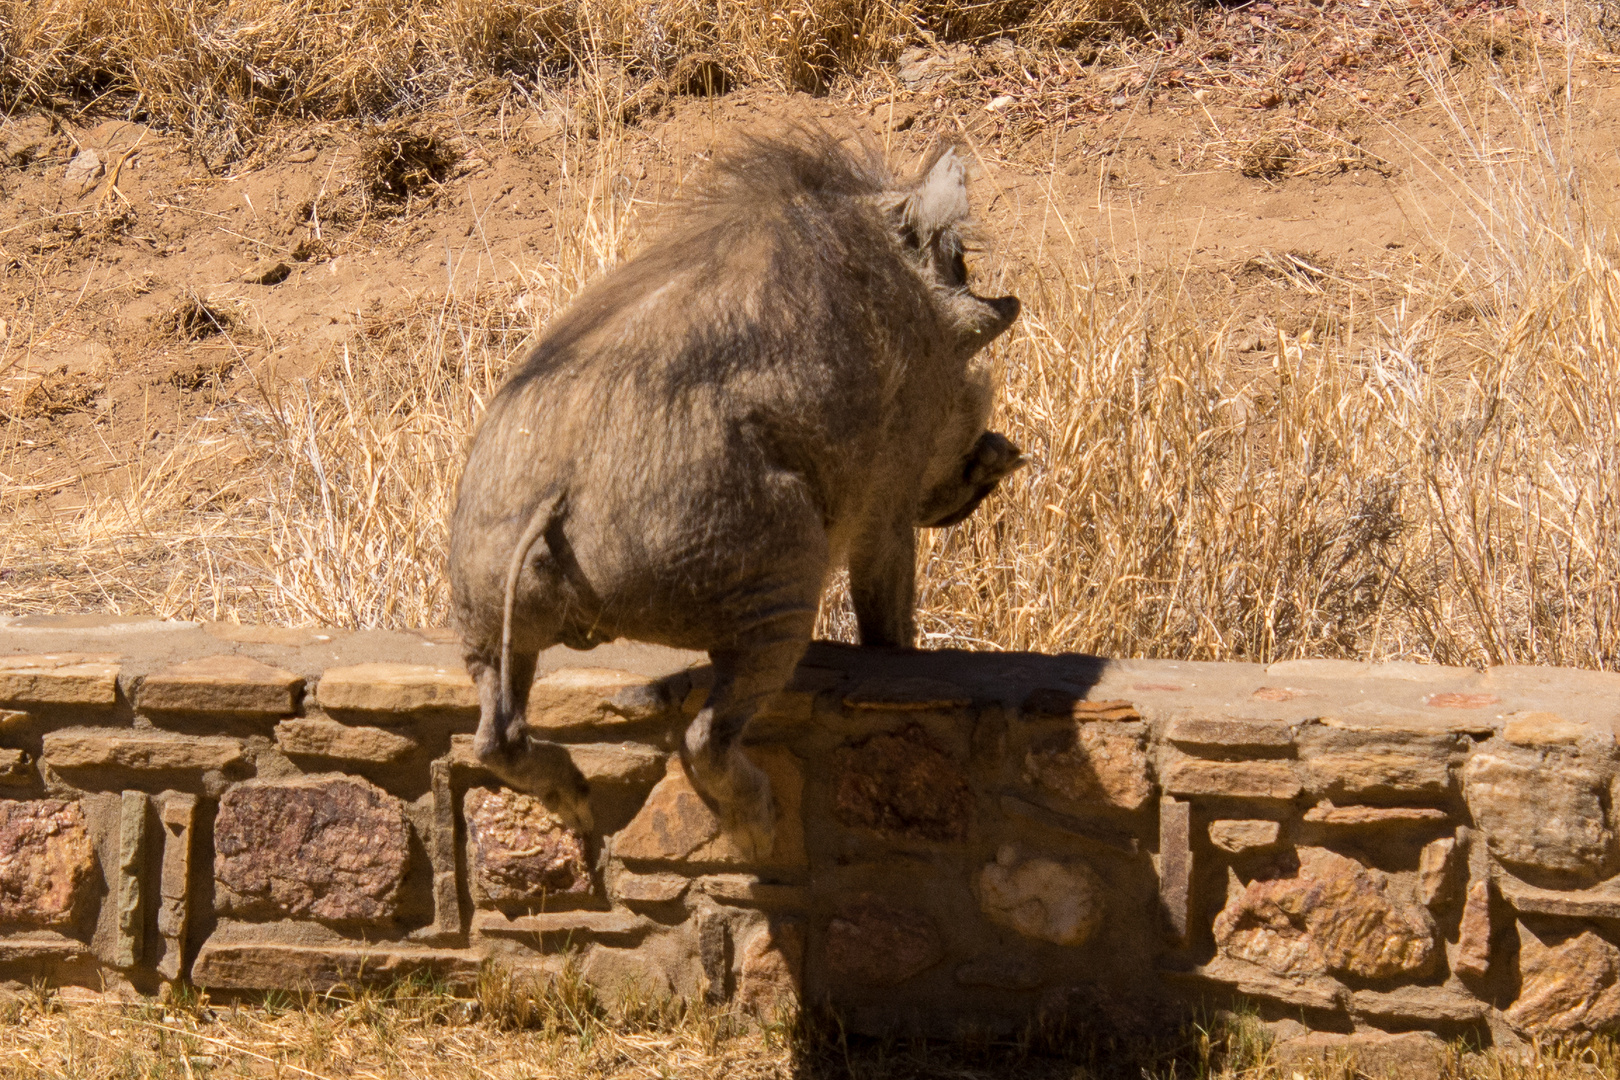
[
  {"xmin": 243, "ymin": 260, "xmax": 292, "ymax": 286},
  {"xmin": 64, "ymin": 149, "xmax": 102, "ymax": 186}
]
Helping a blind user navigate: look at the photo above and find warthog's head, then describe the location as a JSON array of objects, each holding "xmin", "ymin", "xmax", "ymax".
[{"xmin": 885, "ymin": 146, "xmax": 1020, "ymax": 357}]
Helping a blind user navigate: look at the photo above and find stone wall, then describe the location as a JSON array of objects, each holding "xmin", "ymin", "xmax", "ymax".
[{"xmin": 2, "ymin": 616, "xmax": 1620, "ymax": 1058}]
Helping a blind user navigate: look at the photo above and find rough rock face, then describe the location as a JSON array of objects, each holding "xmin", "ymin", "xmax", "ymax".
[
  {"xmin": 737, "ymin": 920, "xmax": 803, "ymax": 1017},
  {"xmin": 613, "ymin": 750, "xmax": 805, "ymax": 867},
  {"xmin": 464, "ymin": 787, "xmax": 591, "ymax": 900},
  {"xmin": 1505, "ymin": 924, "xmax": 1620, "ymax": 1036},
  {"xmin": 976, "ymin": 846, "xmax": 1105, "ymax": 946},
  {"xmin": 1213, "ymin": 847, "xmax": 1436, "ymax": 980},
  {"xmin": 1298, "ymin": 729, "xmax": 1462, "ymax": 800},
  {"xmin": 1023, "ymin": 722, "xmax": 1154, "ymax": 810},
  {"xmin": 833, "ymin": 726, "xmax": 972, "ymax": 842},
  {"xmin": 215, "ymin": 776, "xmax": 410, "ymax": 921},
  {"xmin": 825, "ymin": 895, "xmax": 944, "ymax": 986},
  {"xmin": 1463, "ymin": 748, "xmax": 1616, "ymax": 884},
  {"xmin": 0, "ymin": 799, "xmax": 95, "ymax": 926}
]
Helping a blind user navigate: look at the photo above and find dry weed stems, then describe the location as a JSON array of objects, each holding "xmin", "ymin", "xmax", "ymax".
[
  {"xmin": 0, "ymin": 972, "xmax": 1614, "ymax": 1080},
  {"xmin": 0, "ymin": 0, "xmax": 1183, "ymax": 159}
]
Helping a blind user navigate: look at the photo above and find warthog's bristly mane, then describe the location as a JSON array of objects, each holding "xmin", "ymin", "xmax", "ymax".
[{"xmin": 687, "ymin": 126, "xmax": 891, "ymax": 214}]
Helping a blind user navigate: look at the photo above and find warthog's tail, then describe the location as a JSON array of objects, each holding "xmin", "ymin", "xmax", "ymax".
[{"xmin": 498, "ymin": 488, "xmax": 568, "ymax": 731}]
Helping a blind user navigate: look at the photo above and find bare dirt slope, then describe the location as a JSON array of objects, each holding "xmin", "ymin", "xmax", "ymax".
[{"xmin": 3, "ymin": 4, "xmax": 1617, "ymax": 626}]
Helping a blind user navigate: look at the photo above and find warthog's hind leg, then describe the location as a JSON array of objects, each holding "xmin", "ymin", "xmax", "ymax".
[
  {"xmin": 683, "ymin": 616, "xmax": 812, "ymax": 860},
  {"xmin": 470, "ymin": 650, "xmax": 594, "ymax": 833}
]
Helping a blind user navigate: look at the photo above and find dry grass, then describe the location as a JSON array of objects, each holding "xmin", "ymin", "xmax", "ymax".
[
  {"xmin": 8, "ymin": 52, "xmax": 1620, "ymax": 670},
  {"xmin": 0, "ymin": 973, "xmax": 1615, "ymax": 1080},
  {"xmin": 0, "ymin": 0, "xmax": 1183, "ymax": 161}
]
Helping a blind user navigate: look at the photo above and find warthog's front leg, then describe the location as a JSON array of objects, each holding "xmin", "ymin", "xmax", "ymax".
[
  {"xmin": 918, "ymin": 431, "xmax": 1027, "ymax": 529},
  {"xmin": 849, "ymin": 516, "xmax": 918, "ymax": 648},
  {"xmin": 469, "ymin": 650, "xmax": 594, "ymax": 833},
  {"xmin": 683, "ymin": 613, "xmax": 812, "ymax": 860}
]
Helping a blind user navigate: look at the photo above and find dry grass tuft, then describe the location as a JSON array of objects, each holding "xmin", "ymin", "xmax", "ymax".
[
  {"xmin": 0, "ymin": 977, "xmax": 1613, "ymax": 1079},
  {"xmin": 158, "ymin": 291, "xmax": 234, "ymax": 342},
  {"xmin": 353, "ymin": 119, "xmax": 461, "ymax": 211}
]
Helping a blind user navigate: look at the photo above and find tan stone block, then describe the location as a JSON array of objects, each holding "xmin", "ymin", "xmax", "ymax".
[
  {"xmin": 738, "ymin": 920, "xmax": 803, "ymax": 1018},
  {"xmin": 0, "ymin": 709, "xmax": 28, "ymax": 729},
  {"xmin": 843, "ymin": 676, "xmax": 971, "ymax": 710},
  {"xmin": 1455, "ymin": 879, "xmax": 1492, "ymax": 978},
  {"xmin": 1496, "ymin": 875, "xmax": 1620, "ymax": 921},
  {"xmin": 0, "ymin": 799, "xmax": 96, "ymax": 927},
  {"xmin": 976, "ymin": 845, "xmax": 1105, "ymax": 946},
  {"xmin": 43, "ymin": 730, "xmax": 243, "ymax": 771},
  {"xmin": 698, "ymin": 874, "xmax": 810, "ymax": 907},
  {"xmin": 1463, "ymin": 748, "xmax": 1616, "ymax": 883},
  {"xmin": 613, "ymin": 872, "xmax": 689, "ymax": 904},
  {"xmin": 1160, "ymin": 798, "xmax": 1191, "ymax": 942},
  {"xmin": 1209, "ymin": 819, "xmax": 1281, "ymax": 855},
  {"xmin": 526, "ymin": 667, "xmax": 672, "ymax": 729},
  {"xmin": 427, "ymin": 761, "xmax": 461, "ymax": 939},
  {"xmin": 566, "ymin": 743, "xmax": 666, "ymax": 785},
  {"xmin": 1301, "ymin": 802, "xmax": 1450, "ymax": 827},
  {"xmin": 450, "ymin": 732, "xmax": 660, "ymax": 781},
  {"xmin": 473, "ymin": 909, "xmax": 650, "ymax": 940},
  {"xmin": 1169, "ymin": 955, "xmax": 1344, "ymax": 1011},
  {"xmin": 156, "ymin": 792, "xmax": 196, "ymax": 981},
  {"xmin": 0, "ymin": 748, "xmax": 32, "ymax": 786},
  {"xmin": 1299, "ymin": 727, "xmax": 1463, "ymax": 800},
  {"xmin": 1274, "ymin": 1031, "xmax": 1448, "ymax": 1080},
  {"xmin": 1161, "ymin": 758, "xmax": 1301, "ymax": 800},
  {"xmin": 613, "ymin": 749, "xmax": 805, "ymax": 868},
  {"xmin": 137, "ymin": 654, "xmax": 302, "ymax": 717},
  {"xmin": 581, "ymin": 942, "xmax": 676, "ymax": 1002},
  {"xmin": 0, "ymin": 935, "xmax": 90, "ymax": 962},
  {"xmin": 1505, "ymin": 923, "xmax": 1620, "ymax": 1036},
  {"xmin": 0, "ymin": 654, "xmax": 119, "ymax": 705},
  {"xmin": 316, "ymin": 663, "xmax": 476, "ymax": 715},
  {"xmin": 1503, "ymin": 711, "xmax": 1611, "ymax": 749},
  {"xmin": 1022, "ymin": 689, "xmax": 1140, "ymax": 721},
  {"xmin": 1214, "ymin": 847, "xmax": 1437, "ymax": 980},
  {"xmin": 1418, "ymin": 837, "xmax": 1457, "ymax": 907},
  {"xmin": 1349, "ymin": 985, "xmax": 1487, "ymax": 1024},
  {"xmin": 274, "ymin": 719, "xmax": 416, "ymax": 763},
  {"xmin": 115, "ymin": 791, "xmax": 146, "ymax": 968},
  {"xmin": 1166, "ymin": 717, "xmax": 1293, "ymax": 749},
  {"xmin": 192, "ymin": 940, "xmax": 480, "ymax": 990}
]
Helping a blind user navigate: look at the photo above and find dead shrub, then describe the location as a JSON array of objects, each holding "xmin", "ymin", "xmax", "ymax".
[
  {"xmin": 354, "ymin": 121, "xmax": 460, "ymax": 212},
  {"xmin": 158, "ymin": 292, "xmax": 233, "ymax": 341}
]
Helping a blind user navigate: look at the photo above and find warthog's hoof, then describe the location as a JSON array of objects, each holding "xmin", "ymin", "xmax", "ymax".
[
  {"xmin": 682, "ymin": 736, "xmax": 776, "ymax": 860},
  {"xmin": 479, "ymin": 734, "xmax": 595, "ymax": 834},
  {"xmin": 724, "ymin": 782, "xmax": 777, "ymax": 862}
]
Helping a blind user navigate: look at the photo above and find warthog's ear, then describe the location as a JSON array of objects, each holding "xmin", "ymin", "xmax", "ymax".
[{"xmin": 886, "ymin": 146, "xmax": 970, "ymax": 250}]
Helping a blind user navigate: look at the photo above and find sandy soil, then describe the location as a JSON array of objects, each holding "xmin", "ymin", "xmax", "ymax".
[{"xmin": 4, "ymin": 16, "xmax": 1618, "ymax": 534}]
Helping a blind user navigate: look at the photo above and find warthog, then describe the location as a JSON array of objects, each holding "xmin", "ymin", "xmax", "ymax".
[{"xmin": 449, "ymin": 129, "xmax": 1022, "ymax": 854}]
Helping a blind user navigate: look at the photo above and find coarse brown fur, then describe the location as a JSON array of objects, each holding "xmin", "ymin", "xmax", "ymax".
[{"xmin": 449, "ymin": 127, "xmax": 1021, "ymax": 852}]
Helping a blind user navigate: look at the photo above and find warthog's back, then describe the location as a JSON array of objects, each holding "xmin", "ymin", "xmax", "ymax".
[{"xmin": 452, "ymin": 133, "xmax": 974, "ymax": 652}]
